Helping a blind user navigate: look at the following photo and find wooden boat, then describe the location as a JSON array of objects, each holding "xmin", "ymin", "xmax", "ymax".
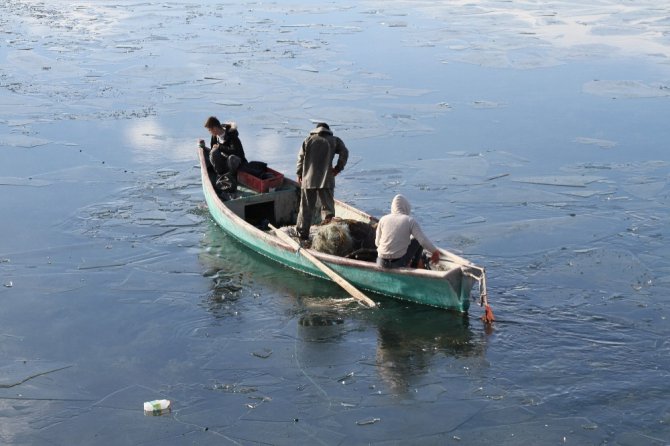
[{"xmin": 198, "ymin": 148, "xmax": 489, "ymax": 314}]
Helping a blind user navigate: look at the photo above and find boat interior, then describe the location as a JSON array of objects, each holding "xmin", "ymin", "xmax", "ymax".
[
  {"xmin": 209, "ymin": 167, "xmax": 373, "ymax": 229},
  {"xmin": 207, "ymin": 166, "xmax": 468, "ymax": 271},
  {"xmin": 202, "ymin": 158, "xmax": 488, "ymax": 305},
  {"xmin": 223, "ymin": 179, "xmax": 301, "ymax": 229},
  {"xmin": 208, "ymin": 167, "xmax": 383, "ymax": 261}
]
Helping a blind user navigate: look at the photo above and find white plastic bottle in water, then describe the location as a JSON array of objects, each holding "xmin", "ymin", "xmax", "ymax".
[{"xmin": 144, "ymin": 399, "xmax": 171, "ymax": 416}]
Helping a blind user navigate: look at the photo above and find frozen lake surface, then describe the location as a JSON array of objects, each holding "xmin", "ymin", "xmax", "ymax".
[{"xmin": 1, "ymin": 1, "xmax": 669, "ymax": 444}]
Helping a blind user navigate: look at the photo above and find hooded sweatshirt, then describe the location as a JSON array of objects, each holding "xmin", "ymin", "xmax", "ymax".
[{"xmin": 375, "ymin": 194, "xmax": 438, "ymax": 259}]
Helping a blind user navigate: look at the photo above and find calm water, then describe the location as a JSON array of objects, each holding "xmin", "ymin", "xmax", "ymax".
[{"xmin": 1, "ymin": 1, "xmax": 669, "ymax": 444}]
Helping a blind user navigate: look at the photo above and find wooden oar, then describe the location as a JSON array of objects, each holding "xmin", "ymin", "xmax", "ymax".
[{"xmin": 268, "ymin": 224, "xmax": 376, "ymax": 308}]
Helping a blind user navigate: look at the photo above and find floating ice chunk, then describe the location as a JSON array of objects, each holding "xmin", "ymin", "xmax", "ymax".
[
  {"xmin": 583, "ymin": 80, "xmax": 670, "ymax": 98},
  {"xmin": 212, "ymin": 100, "xmax": 243, "ymax": 106},
  {"xmin": 115, "ymin": 44, "xmax": 142, "ymax": 51},
  {"xmin": 506, "ymin": 47, "xmax": 563, "ymax": 69},
  {"xmin": 591, "ymin": 26, "xmax": 644, "ymax": 37},
  {"xmin": 463, "ymin": 216, "xmax": 487, "ymax": 224},
  {"xmin": 251, "ymin": 349, "xmax": 272, "ymax": 359},
  {"xmin": 296, "ymin": 64, "xmax": 319, "ymax": 73},
  {"xmin": 468, "ymin": 184, "xmax": 573, "ymax": 204},
  {"xmin": 472, "ymin": 100, "xmax": 505, "ymax": 109},
  {"xmin": 405, "ymin": 157, "xmax": 489, "ymax": 179},
  {"xmin": 0, "ymin": 177, "xmax": 52, "ymax": 187},
  {"xmin": 446, "ymin": 40, "xmax": 470, "ymax": 51},
  {"xmin": 573, "ymin": 248, "xmax": 598, "ymax": 254},
  {"xmin": 7, "ymin": 120, "xmax": 33, "ymax": 127},
  {"xmin": 280, "ymin": 24, "xmax": 314, "ymax": 29},
  {"xmin": 0, "ymin": 134, "xmax": 51, "ymax": 148},
  {"xmin": 377, "ymin": 87, "xmax": 433, "ymax": 97},
  {"xmin": 513, "ymin": 175, "xmax": 604, "ymax": 187},
  {"xmin": 622, "ymin": 180, "xmax": 666, "ymax": 199},
  {"xmin": 7, "ymin": 50, "xmax": 85, "ymax": 77},
  {"xmin": 574, "ymin": 137, "xmax": 617, "ymax": 149},
  {"xmin": 356, "ymin": 417, "xmax": 381, "ymax": 425},
  {"xmin": 559, "ymin": 189, "xmax": 605, "ymax": 198},
  {"xmin": 454, "ymin": 51, "xmax": 509, "ymax": 69}
]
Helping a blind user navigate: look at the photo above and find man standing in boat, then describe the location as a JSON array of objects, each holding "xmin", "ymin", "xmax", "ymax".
[
  {"xmin": 295, "ymin": 122, "xmax": 349, "ymax": 243},
  {"xmin": 202, "ymin": 116, "xmax": 247, "ymax": 193},
  {"xmin": 375, "ymin": 194, "xmax": 440, "ymax": 269}
]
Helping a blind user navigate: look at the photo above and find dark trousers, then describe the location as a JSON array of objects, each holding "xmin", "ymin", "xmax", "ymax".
[
  {"xmin": 296, "ymin": 188, "xmax": 335, "ymax": 239},
  {"xmin": 376, "ymin": 239, "xmax": 422, "ymax": 269},
  {"xmin": 210, "ymin": 149, "xmax": 242, "ymax": 185}
]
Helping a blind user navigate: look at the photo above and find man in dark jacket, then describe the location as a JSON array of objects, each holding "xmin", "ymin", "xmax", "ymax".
[
  {"xmin": 203, "ymin": 116, "xmax": 247, "ymax": 193},
  {"xmin": 295, "ymin": 122, "xmax": 349, "ymax": 241}
]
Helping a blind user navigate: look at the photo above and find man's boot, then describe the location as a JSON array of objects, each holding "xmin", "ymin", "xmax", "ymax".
[
  {"xmin": 215, "ymin": 175, "xmax": 231, "ymax": 191},
  {"xmin": 221, "ymin": 172, "xmax": 237, "ymax": 193}
]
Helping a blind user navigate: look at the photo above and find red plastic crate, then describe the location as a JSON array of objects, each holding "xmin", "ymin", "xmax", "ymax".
[{"xmin": 238, "ymin": 167, "xmax": 284, "ymax": 193}]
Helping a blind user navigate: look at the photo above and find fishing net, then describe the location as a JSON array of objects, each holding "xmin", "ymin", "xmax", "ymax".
[
  {"xmin": 311, "ymin": 223, "xmax": 354, "ymax": 256},
  {"xmin": 278, "ymin": 218, "xmax": 378, "ymax": 260}
]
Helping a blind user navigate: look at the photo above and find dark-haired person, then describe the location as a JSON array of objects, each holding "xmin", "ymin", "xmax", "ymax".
[
  {"xmin": 295, "ymin": 122, "xmax": 349, "ymax": 243},
  {"xmin": 202, "ymin": 116, "xmax": 247, "ymax": 193}
]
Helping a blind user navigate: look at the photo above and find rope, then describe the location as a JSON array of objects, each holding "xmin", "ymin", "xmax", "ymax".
[{"xmin": 457, "ymin": 259, "xmax": 494, "ymax": 324}]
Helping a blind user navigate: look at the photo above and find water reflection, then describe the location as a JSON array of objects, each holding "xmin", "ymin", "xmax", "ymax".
[
  {"xmin": 197, "ymin": 218, "xmax": 341, "ymax": 312},
  {"xmin": 198, "ymin": 217, "xmax": 488, "ymax": 396},
  {"xmin": 371, "ymin": 305, "xmax": 485, "ymax": 394}
]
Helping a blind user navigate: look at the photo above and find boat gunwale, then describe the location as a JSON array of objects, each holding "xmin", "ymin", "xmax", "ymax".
[{"xmin": 197, "ymin": 147, "xmax": 479, "ymax": 281}]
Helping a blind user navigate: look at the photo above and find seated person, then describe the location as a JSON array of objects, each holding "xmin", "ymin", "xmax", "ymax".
[
  {"xmin": 203, "ymin": 116, "xmax": 247, "ymax": 193},
  {"xmin": 375, "ymin": 194, "xmax": 440, "ymax": 269}
]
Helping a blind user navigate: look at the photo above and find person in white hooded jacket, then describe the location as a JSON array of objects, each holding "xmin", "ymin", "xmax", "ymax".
[{"xmin": 375, "ymin": 194, "xmax": 440, "ymax": 268}]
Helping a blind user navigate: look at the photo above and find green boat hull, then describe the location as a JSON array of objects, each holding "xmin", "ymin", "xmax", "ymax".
[{"xmin": 199, "ymin": 149, "xmax": 483, "ymax": 312}]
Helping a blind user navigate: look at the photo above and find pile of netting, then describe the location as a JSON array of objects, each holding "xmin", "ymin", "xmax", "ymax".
[
  {"xmin": 311, "ymin": 218, "xmax": 377, "ymax": 260},
  {"xmin": 311, "ymin": 222, "xmax": 353, "ymax": 256},
  {"xmin": 278, "ymin": 218, "xmax": 378, "ymax": 261}
]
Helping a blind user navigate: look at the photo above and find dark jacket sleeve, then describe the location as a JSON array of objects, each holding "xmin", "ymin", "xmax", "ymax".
[
  {"xmin": 296, "ymin": 138, "xmax": 307, "ymax": 177},
  {"xmin": 333, "ymin": 137, "xmax": 349, "ymax": 172},
  {"xmin": 219, "ymin": 126, "xmax": 247, "ymax": 164}
]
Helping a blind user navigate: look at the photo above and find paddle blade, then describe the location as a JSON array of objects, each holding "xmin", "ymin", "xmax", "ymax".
[{"xmin": 481, "ymin": 304, "xmax": 495, "ymax": 324}]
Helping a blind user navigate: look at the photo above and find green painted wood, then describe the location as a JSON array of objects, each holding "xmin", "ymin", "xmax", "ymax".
[{"xmin": 199, "ymin": 149, "xmax": 480, "ymax": 312}]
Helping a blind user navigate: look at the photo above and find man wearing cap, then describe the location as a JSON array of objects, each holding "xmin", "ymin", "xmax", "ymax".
[{"xmin": 295, "ymin": 122, "xmax": 349, "ymax": 243}]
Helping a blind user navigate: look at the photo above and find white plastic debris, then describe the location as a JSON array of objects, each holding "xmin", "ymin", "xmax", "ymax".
[{"xmin": 143, "ymin": 399, "xmax": 171, "ymax": 416}]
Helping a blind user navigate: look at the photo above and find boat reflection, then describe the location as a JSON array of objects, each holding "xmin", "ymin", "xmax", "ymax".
[
  {"xmin": 197, "ymin": 217, "xmax": 340, "ymax": 317},
  {"xmin": 371, "ymin": 304, "xmax": 486, "ymax": 394},
  {"xmin": 198, "ymin": 217, "xmax": 488, "ymax": 394}
]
